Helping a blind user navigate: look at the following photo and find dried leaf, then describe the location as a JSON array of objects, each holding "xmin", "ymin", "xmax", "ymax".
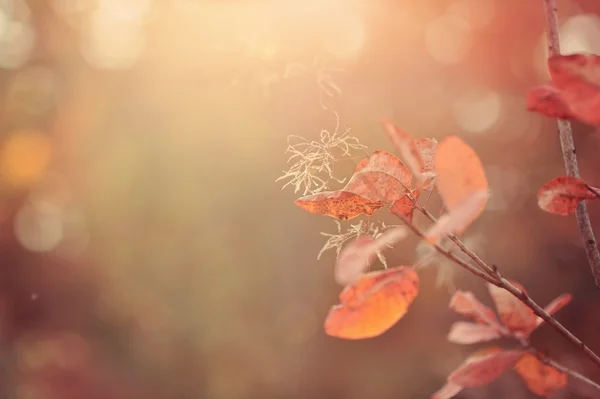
[
  {"xmin": 448, "ymin": 349, "xmax": 524, "ymax": 387},
  {"xmin": 334, "ymin": 227, "xmax": 408, "ymax": 286},
  {"xmin": 532, "ymin": 293, "xmax": 572, "ymax": 332},
  {"xmin": 515, "ymin": 353, "xmax": 567, "ymax": 397},
  {"xmin": 295, "ymin": 190, "xmax": 384, "ymax": 220},
  {"xmin": 447, "ymin": 322, "xmax": 503, "ymax": 345},
  {"xmin": 324, "ymin": 266, "xmax": 419, "ymax": 339},
  {"xmin": 381, "ymin": 119, "xmax": 425, "ymax": 179},
  {"xmin": 548, "ymin": 53, "xmax": 600, "ymax": 126},
  {"xmin": 389, "ymin": 191, "xmax": 419, "ymax": 223},
  {"xmin": 488, "ymin": 282, "xmax": 536, "ymax": 336},
  {"xmin": 425, "ymin": 190, "xmax": 489, "ymax": 242},
  {"xmin": 435, "ymin": 136, "xmax": 488, "ymax": 228},
  {"xmin": 344, "ymin": 150, "xmax": 412, "ymax": 203},
  {"xmin": 415, "ymin": 137, "xmax": 438, "ymax": 189},
  {"xmin": 449, "ymin": 291, "xmax": 501, "ymax": 327},
  {"xmin": 432, "ymin": 382, "xmax": 463, "ymax": 399},
  {"xmin": 527, "ymin": 83, "xmax": 576, "ymax": 120},
  {"xmin": 537, "ymin": 176, "xmax": 598, "ymax": 216}
]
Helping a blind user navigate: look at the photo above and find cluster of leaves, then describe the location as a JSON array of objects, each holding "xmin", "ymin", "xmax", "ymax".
[
  {"xmin": 287, "ymin": 118, "xmax": 494, "ymax": 336},
  {"xmin": 434, "ymin": 286, "xmax": 571, "ymax": 398},
  {"xmin": 278, "ymin": 51, "xmax": 600, "ymax": 399},
  {"xmin": 528, "ymin": 53, "xmax": 600, "ymax": 218}
]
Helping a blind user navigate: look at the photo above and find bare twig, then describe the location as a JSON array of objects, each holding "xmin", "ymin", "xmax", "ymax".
[
  {"xmin": 542, "ymin": 0, "xmax": 600, "ymax": 288},
  {"xmin": 393, "ymin": 204, "xmax": 600, "ymax": 370},
  {"xmin": 543, "ymin": 355, "xmax": 600, "ymax": 393}
]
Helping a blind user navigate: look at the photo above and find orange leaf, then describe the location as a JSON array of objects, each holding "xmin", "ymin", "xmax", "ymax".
[
  {"xmin": 548, "ymin": 53, "xmax": 600, "ymax": 126},
  {"xmin": 432, "ymin": 381, "xmax": 462, "ymax": 399},
  {"xmin": 381, "ymin": 119, "xmax": 425, "ymax": 179},
  {"xmin": 389, "ymin": 191, "xmax": 419, "ymax": 223},
  {"xmin": 415, "ymin": 137, "xmax": 438, "ymax": 189},
  {"xmin": 537, "ymin": 176, "xmax": 598, "ymax": 216},
  {"xmin": 488, "ymin": 282, "xmax": 536, "ymax": 336},
  {"xmin": 449, "ymin": 291, "xmax": 501, "ymax": 327},
  {"xmin": 334, "ymin": 227, "xmax": 408, "ymax": 286},
  {"xmin": 447, "ymin": 322, "xmax": 503, "ymax": 345},
  {"xmin": 344, "ymin": 150, "xmax": 412, "ymax": 203},
  {"xmin": 324, "ymin": 266, "xmax": 419, "ymax": 339},
  {"xmin": 515, "ymin": 353, "xmax": 567, "ymax": 397},
  {"xmin": 448, "ymin": 348, "xmax": 524, "ymax": 387},
  {"xmin": 435, "ymin": 136, "xmax": 488, "ymax": 229},
  {"xmin": 295, "ymin": 191, "xmax": 384, "ymax": 220},
  {"xmin": 527, "ymin": 83, "xmax": 576, "ymax": 120},
  {"xmin": 532, "ymin": 293, "xmax": 572, "ymax": 333},
  {"xmin": 425, "ymin": 190, "xmax": 489, "ymax": 242}
]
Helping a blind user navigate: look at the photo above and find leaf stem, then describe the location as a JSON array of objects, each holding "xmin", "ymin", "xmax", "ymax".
[{"xmin": 542, "ymin": 0, "xmax": 600, "ymax": 288}]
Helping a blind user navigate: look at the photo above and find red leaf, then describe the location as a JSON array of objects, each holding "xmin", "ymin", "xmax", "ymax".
[
  {"xmin": 515, "ymin": 353, "xmax": 567, "ymax": 397},
  {"xmin": 389, "ymin": 191, "xmax": 419, "ymax": 222},
  {"xmin": 295, "ymin": 191, "xmax": 384, "ymax": 220},
  {"xmin": 488, "ymin": 282, "xmax": 537, "ymax": 336},
  {"xmin": 448, "ymin": 348, "xmax": 524, "ymax": 388},
  {"xmin": 537, "ymin": 176, "xmax": 598, "ymax": 216},
  {"xmin": 324, "ymin": 266, "xmax": 419, "ymax": 339},
  {"xmin": 548, "ymin": 53, "xmax": 600, "ymax": 126},
  {"xmin": 532, "ymin": 293, "xmax": 572, "ymax": 333},
  {"xmin": 414, "ymin": 137, "xmax": 438, "ymax": 189},
  {"xmin": 432, "ymin": 382, "xmax": 462, "ymax": 399},
  {"xmin": 344, "ymin": 150, "xmax": 412, "ymax": 203},
  {"xmin": 449, "ymin": 291, "xmax": 501, "ymax": 327},
  {"xmin": 334, "ymin": 227, "xmax": 408, "ymax": 286},
  {"xmin": 435, "ymin": 136, "xmax": 488, "ymax": 233},
  {"xmin": 527, "ymin": 83, "xmax": 576, "ymax": 120},
  {"xmin": 381, "ymin": 119, "xmax": 425, "ymax": 179},
  {"xmin": 447, "ymin": 322, "xmax": 503, "ymax": 345}
]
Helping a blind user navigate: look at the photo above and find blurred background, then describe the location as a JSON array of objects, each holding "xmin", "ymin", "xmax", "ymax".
[{"xmin": 2, "ymin": 0, "xmax": 600, "ymax": 398}]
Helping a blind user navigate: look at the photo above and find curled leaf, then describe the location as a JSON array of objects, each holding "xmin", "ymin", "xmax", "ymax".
[
  {"xmin": 435, "ymin": 136, "xmax": 488, "ymax": 227},
  {"xmin": 488, "ymin": 282, "xmax": 536, "ymax": 336},
  {"xmin": 334, "ymin": 227, "xmax": 408, "ymax": 286},
  {"xmin": 548, "ymin": 53, "xmax": 600, "ymax": 126},
  {"xmin": 448, "ymin": 348, "xmax": 524, "ymax": 388},
  {"xmin": 449, "ymin": 291, "xmax": 501, "ymax": 327},
  {"xmin": 415, "ymin": 137, "xmax": 438, "ymax": 189},
  {"xmin": 324, "ymin": 266, "xmax": 419, "ymax": 339},
  {"xmin": 432, "ymin": 381, "xmax": 462, "ymax": 399},
  {"xmin": 425, "ymin": 190, "xmax": 489, "ymax": 242},
  {"xmin": 295, "ymin": 190, "xmax": 384, "ymax": 220},
  {"xmin": 344, "ymin": 150, "xmax": 412, "ymax": 203},
  {"xmin": 515, "ymin": 353, "xmax": 567, "ymax": 397},
  {"xmin": 537, "ymin": 176, "xmax": 598, "ymax": 216},
  {"xmin": 382, "ymin": 119, "xmax": 425, "ymax": 180},
  {"xmin": 447, "ymin": 322, "xmax": 503, "ymax": 345},
  {"xmin": 527, "ymin": 83, "xmax": 576, "ymax": 120}
]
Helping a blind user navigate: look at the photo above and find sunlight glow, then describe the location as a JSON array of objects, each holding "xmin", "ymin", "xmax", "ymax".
[
  {"xmin": 81, "ymin": 5, "xmax": 146, "ymax": 69},
  {"xmin": 453, "ymin": 88, "xmax": 501, "ymax": 133},
  {"xmin": 561, "ymin": 14, "xmax": 600, "ymax": 54},
  {"xmin": 425, "ymin": 14, "xmax": 472, "ymax": 65}
]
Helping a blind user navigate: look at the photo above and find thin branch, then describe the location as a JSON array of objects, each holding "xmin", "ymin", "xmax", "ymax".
[
  {"xmin": 393, "ymin": 203, "xmax": 600, "ymax": 370},
  {"xmin": 544, "ymin": 355, "xmax": 600, "ymax": 393},
  {"xmin": 398, "ymin": 214, "xmax": 500, "ymax": 285},
  {"xmin": 542, "ymin": 0, "xmax": 600, "ymax": 288}
]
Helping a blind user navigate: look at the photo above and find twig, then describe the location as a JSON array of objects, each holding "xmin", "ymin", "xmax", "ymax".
[
  {"xmin": 543, "ymin": 355, "xmax": 600, "ymax": 393},
  {"xmin": 542, "ymin": 0, "xmax": 600, "ymax": 288},
  {"xmin": 397, "ymin": 214, "xmax": 500, "ymax": 285},
  {"xmin": 393, "ymin": 206, "xmax": 600, "ymax": 370}
]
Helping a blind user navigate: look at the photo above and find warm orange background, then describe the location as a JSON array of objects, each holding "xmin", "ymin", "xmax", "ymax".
[{"xmin": 2, "ymin": 1, "xmax": 600, "ymax": 398}]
